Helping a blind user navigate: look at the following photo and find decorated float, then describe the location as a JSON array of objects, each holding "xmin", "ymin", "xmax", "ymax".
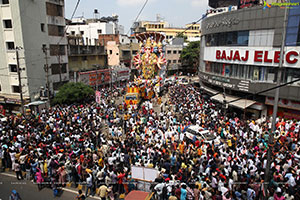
[{"xmin": 124, "ymin": 32, "xmax": 166, "ymax": 106}]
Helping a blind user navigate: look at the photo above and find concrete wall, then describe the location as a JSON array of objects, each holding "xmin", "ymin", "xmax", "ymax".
[
  {"xmin": 107, "ymin": 41, "xmax": 119, "ymax": 66},
  {"xmin": 67, "ymin": 22, "xmax": 114, "ymax": 46}
]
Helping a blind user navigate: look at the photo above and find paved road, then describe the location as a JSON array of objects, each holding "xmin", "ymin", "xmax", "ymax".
[{"xmin": 0, "ymin": 173, "xmax": 101, "ymax": 200}]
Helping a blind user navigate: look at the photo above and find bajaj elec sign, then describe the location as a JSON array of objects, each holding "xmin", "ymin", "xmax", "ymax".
[{"xmin": 203, "ymin": 47, "xmax": 300, "ymax": 68}]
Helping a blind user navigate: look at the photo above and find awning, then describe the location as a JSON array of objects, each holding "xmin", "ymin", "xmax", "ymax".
[
  {"xmin": 201, "ymin": 85, "xmax": 219, "ymax": 95},
  {"xmin": 25, "ymin": 101, "xmax": 47, "ymax": 107},
  {"xmin": 230, "ymin": 99, "xmax": 256, "ymax": 109},
  {"xmin": 211, "ymin": 94, "xmax": 256, "ymax": 109}
]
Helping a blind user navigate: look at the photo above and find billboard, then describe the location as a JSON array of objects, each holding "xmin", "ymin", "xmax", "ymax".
[{"xmin": 79, "ymin": 69, "xmax": 111, "ymax": 86}]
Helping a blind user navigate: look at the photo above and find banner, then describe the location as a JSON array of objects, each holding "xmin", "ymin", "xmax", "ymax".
[{"xmin": 95, "ymin": 91, "xmax": 101, "ymax": 104}]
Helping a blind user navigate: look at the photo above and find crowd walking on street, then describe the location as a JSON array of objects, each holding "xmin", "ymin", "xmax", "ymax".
[{"xmin": 1, "ymin": 80, "xmax": 300, "ymax": 200}]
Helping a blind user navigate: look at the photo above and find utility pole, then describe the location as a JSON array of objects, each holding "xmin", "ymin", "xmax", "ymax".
[
  {"xmin": 42, "ymin": 46, "xmax": 51, "ymax": 106},
  {"xmin": 110, "ymin": 67, "xmax": 113, "ymax": 97},
  {"xmin": 223, "ymin": 86, "xmax": 227, "ymax": 117},
  {"xmin": 264, "ymin": 4, "xmax": 289, "ymax": 198},
  {"xmin": 16, "ymin": 46, "xmax": 24, "ymax": 115},
  {"xmin": 96, "ymin": 69, "xmax": 98, "ymax": 91}
]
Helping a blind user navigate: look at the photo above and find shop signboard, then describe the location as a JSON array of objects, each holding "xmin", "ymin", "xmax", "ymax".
[{"xmin": 204, "ymin": 47, "xmax": 300, "ymax": 68}]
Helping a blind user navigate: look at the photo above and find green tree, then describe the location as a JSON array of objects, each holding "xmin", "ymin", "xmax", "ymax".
[
  {"xmin": 175, "ymin": 32, "xmax": 187, "ymax": 41},
  {"xmin": 180, "ymin": 41, "xmax": 200, "ymax": 71},
  {"xmin": 52, "ymin": 82, "xmax": 94, "ymax": 105}
]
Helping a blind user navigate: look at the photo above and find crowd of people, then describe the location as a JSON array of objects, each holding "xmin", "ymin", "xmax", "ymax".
[{"xmin": 0, "ymin": 80, "xmax": 300, "ymax": 200}]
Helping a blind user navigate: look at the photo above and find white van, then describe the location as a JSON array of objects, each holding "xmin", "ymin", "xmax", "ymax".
[{"xmin": 184, "ymin": 125, "xmax": 217, "ymax": 144}]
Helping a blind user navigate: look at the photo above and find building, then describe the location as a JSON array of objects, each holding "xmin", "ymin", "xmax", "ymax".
[
  {"xmin": 66, "ymin": 16, "xmax": 124, "ymax": 46},
  {"xmin": 132, "ymin": 19, "xmax": 201, "ymax": 42},
  {"xmin": 199, "ymin": 0, "xmax": 300, "ymax": 119},
  {"xmin": 98, "ymin": 34, "xmax": 139, "ymax": 68},
  {"xmin": 165, "ymin": 38, "xmax": 184, "ymax": 75},
  {"xmin": 67, "ymin": 35, "xmax": 107, "ymax": 79},
  {"xmin": 0, "ymin": 0, "xmax": 69, "ymax": 111},
  {"xmin": 119, "ymin": 37, "xmax": 139, "ymax": 69}
]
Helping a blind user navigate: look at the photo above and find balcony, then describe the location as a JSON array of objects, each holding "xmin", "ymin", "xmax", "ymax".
[{"xmin": 69, "ymin": 45, "xmax": 105, "ymax": 56}]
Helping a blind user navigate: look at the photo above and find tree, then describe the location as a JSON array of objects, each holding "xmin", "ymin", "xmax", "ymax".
[
  {"xmin": 52, "ymin": 82, "xmax": 94, "ymax": 105},
  {"xmin": 180, "ymin": 41, "xmax": 200, "ymax": 72},
  {"xmin": 175, "ymin": 32, "xmax": 187, "ymax": 41}
]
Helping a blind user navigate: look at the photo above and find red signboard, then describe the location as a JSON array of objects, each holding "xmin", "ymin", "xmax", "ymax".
[
  {"xmin": 238, "ymin": 0, "xmax": 259, "ymax": 9},
  {"xmin": 79, "ymin": 69, "xmax": 111, "ymax": 86}
]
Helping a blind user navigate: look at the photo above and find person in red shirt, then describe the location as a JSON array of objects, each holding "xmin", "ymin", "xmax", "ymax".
[{"xmin": 117, "ymin": 170, "xmax": 126, "ymax": 194}]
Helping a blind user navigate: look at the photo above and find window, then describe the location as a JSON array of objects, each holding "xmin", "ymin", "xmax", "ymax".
[
  {"xmin": 9, "ymin": 64, "xmax": 17, "ymax": 72},
  {"xmin": 61, "ymin": 63, "xmax": 67, "ymax": 73},
  {"xmin": 71, "ymin": 31, "xmax": 75, "ymax": 35},
  {"xmin": 48, "ymin": 25, "xmax": 64, "ymax": 36},
  {"xmin": 206, "ymin": 31, "xmax": 249, "ymax": 46},
  {"xmin": 237, "ymin": 31, "xmax": 249, "ymax": 45},
  {"xmin": 51, "ymin": 64, "xmax": 67, "ymax": 74},
  {"xmin": 46, "ymin": 3, "xmax": 63, "ymax": 17},
  {"xmin": 2, "ymin": 0, "xmax": 9, "ymax": 4},
  {"xmin": 267, "ymin": 67, "xmax": 277, "ymax": 83},
  {"xmin": 249, "ymin": 30, "xmax": 274, "ymax": 47},
  {"xmin": 97, "ymin": 29, "xmax": 102, "ymax": 34},
  {"xmin": 178, "ymin": 50, "xmax": 182, "ymax": 54},
  {"xmin": 167, "ymin": 50, "xmax": 171, "ymax": 54},
  {"xmin": 0, "ymin": 84, "xmax": 1, "ymax": 91},
  {"xmin": 58, "ymin": 26, "xmax": 64, "ymax": 36},
  {"xmin": 173, "ymin": 50, "xmax": 177, "ymax": 54},
  {"xmin": 3, "ymin": 19, "xmax": 12, "ymax": 28},
  {"xmin": 286, "ymin": 13, "xmax": 300, "ymax": 46},
  {"xmin": 173, "ymin": 60, "xmax": 177, "ymax": 63},
  {"xmin": 168, "ymin": 60, "xmax": 171, "ymax": 64},
  {"xmin": 80, "ymin": 31, "xmax": 84, "ymax": 35},
  {"xmin": 12, "ymin": 86, "xmax": 20, "ymax": 93},
  {"xmin": 49, "ymin": 45, "xmax": 65, "ymax": 56},
  {"xmin": 82, "ymin": 56, "xmax": 87, "ymax": 61},
  {"xmin": 284, "ymin": 68, "xmax": 300, "ymax": 84},
  {"xmin": 41, "ymin": 23, "xmax": 45, "ymax": 32},
  {"xmin": 109, "ymin": 50, "xmax": 112, "ymax": 54},
  {"xmin": 178, "ymin": 60, "xmax": 181, "ymax": 63},
  {"xmin": 6, "ymin": 42, "xmax": 14, "ymax": 50}
]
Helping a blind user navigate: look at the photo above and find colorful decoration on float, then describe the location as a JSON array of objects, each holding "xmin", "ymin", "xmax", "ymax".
[{"xmin": 133, "ymin": 32, "xmax": 166, "ymax": 80}]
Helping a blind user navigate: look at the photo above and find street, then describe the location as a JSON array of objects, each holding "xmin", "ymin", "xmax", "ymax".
[{"xmin": 0, "ymin": 173, "xmax": 100, "ymax": 200}]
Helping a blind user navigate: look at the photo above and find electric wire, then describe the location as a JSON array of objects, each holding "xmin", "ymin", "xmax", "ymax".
[{"xmin": 127, "ymin": 0, "xmax": 149, "ymax": 35}]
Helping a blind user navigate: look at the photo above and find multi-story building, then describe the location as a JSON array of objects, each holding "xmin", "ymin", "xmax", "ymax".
[
  {"xmin": 67, "ymin": 35, "xmax": 107, "ymax": 72},
  {"xmin": 199, "ymin": 0, "xmax": 300, "ymax": 119},
  {"xmin": 0, "ymin": 0, "xmax": 69, "ymax": 111},
  {"xmin": 132, "ymin": 20, "xmax": 201, "ymax": 42},
  {"xmin": 165, "ymin": 38, "xmax": 184, "ymax": 75},
  {"xmin": 98, "ymin": 34, "xmax": 139, "ymax": 68},
  {"xmin": 66, "ymin": 16, "xmax": 124, "ymax": 46}
]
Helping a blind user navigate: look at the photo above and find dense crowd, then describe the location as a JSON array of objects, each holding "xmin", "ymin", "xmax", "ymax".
[{"xmin": 0, "ymin": 81, "xmax": 300, "ymax": 200}]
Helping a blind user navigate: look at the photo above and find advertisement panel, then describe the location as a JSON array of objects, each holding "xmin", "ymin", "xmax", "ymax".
[
  {"xmin": 79, "ymin": 69, "xmax": 111, "ymax": 86},
  {"xmin": 203, "ymin": 46, "xmax": 300, "ymax": 68}
]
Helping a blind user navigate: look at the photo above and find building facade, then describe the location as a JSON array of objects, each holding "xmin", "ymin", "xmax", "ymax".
[
  {"xmin": 66, "ymin": 16, "xmax": 124, "ymax": 46},
  {"xmin": 0, "ymin": 0, "xmax": 69, "ymax": 111},
  {"xmin": 199, "ymin": 1, "xmax": 300, "ymax": 119},
  {"xmin": 165, "ymin": 44, "xmax": 183, "ymax": 75},
  {"xmin": 132, "ymin": 20, "xmax": 201, "ymax": 42}
]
